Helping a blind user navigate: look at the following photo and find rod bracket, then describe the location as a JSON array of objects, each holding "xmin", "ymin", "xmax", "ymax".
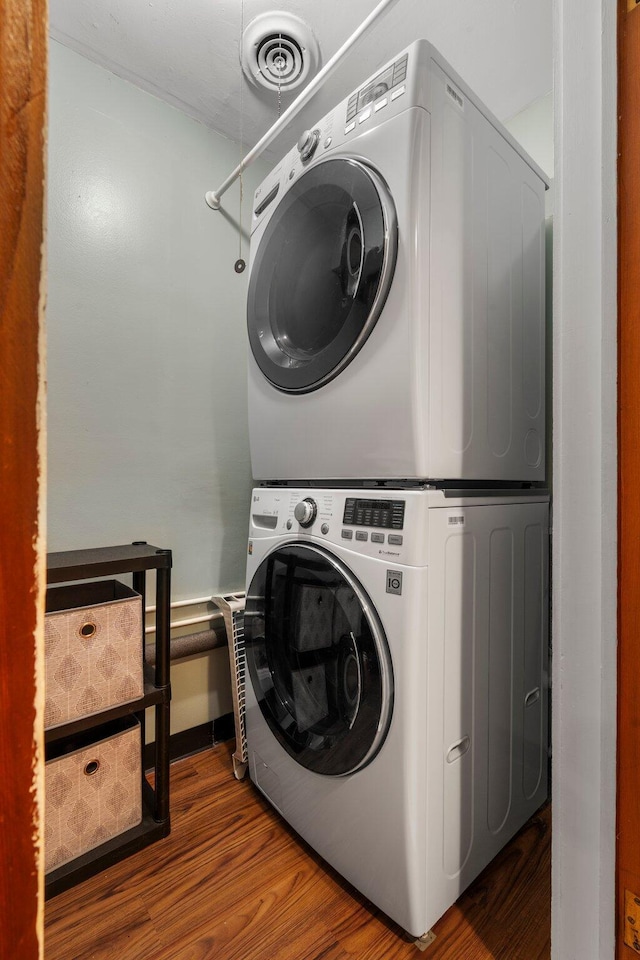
[{"xmin": 205, "ymin": 191, "xmax": 222, "ymax": 210}]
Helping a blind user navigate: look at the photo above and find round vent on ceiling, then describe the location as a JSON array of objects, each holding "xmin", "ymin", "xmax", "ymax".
[{"xmin": 241, "ymin": 12, "xmax": 321, "ymax": 93}]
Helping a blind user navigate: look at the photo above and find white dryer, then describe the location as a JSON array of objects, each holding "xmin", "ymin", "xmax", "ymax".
[
  {"xmin": 244, "ymin": 485, "xmax": 549, "ymax": 937},
  {"xmin": 247, "ymin": 40, "xmax": 549, "ymax": 484}
]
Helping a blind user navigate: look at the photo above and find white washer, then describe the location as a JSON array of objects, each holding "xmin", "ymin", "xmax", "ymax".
[
  {"xmin": 247, "ymin": 40, "xmax": 549, "ymax": 484},
  {"xmin": 244, "ymin": 485, "xmax": 549, "ymax": 937}
]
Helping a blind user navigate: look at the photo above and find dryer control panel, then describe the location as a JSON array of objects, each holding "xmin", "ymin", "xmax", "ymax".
[{"xmin": 345, "ymin": 52, "xmax": 408, "ymax": 123}]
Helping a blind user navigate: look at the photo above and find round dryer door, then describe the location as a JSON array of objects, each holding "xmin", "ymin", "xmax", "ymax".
[
  {"xmin": 247, "ymin": 157, "xmax": 398, "ymax": 393},
  {"xmin": 245, "ymin": 543, "xmax": 393, "ymax": 776}
]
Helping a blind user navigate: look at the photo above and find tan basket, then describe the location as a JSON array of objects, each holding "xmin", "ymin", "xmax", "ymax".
[
  {"xmin": 45, "ymin": 580, "xmax": 144, "ymax": 729},
  {"xmin": 45, "ymin": 717, "xmax": 142, "ymax": 873}
]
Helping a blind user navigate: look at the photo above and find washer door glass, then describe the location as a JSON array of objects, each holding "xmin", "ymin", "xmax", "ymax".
[
  {"xmin": 245, "ymin": 543, "xmax": 393, "ymax": 776},
  {"xmin": 247, "ymin": 158, "xmax": 398, "ymax": 393}
]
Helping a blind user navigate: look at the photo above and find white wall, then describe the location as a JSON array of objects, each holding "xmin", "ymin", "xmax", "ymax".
[
  {"xmin": 507, "ymin": 25, "xmax": 618, "ymax": 956},
  {"xmin": 505, "ymin": 92, "xmax": 554, "ymax": 224},
  {"xmin": 146, "ymin": 647, "xmax": 232, "ymax": 742},
  {"xmin": 551, "ymin": 2, "xmax": 617, "ymax": 959},
  {"xmin": 47, "ymin": 40, "xmax": 266, "ymax": 602},
  {"xmin": 505, "ymin": 92, "xmax": 553, "ymax": 182},
  {"xmin": 47, "ymin": 41, "xmax": 267, "ymax": 731}
]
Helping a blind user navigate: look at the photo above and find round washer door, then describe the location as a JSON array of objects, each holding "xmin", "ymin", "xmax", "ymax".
[
  {"xmin": 247, "ymin": 157, "xmax": 398, "ymax": 393},
  {"xmin": 245, "ymin": 543, "xmax": 393, "ymax": 776}
]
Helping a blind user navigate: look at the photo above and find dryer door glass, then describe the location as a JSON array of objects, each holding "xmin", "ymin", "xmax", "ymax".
[
  {"xmin": 245, "ymin": 543, "xmax": 393, "ymax": 776},
  {"xmin": 247, "ymin": 158, "xmax": 398, "ymax": 393}
]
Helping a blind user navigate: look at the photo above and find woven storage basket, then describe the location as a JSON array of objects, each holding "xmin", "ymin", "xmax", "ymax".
[
  {"xmin": 45, "ymin": 580, "xmax": 143, "ymax": 729},
  {"xmin": 45, "ymin": 716, "xmax": 142, "ymax": 873}
]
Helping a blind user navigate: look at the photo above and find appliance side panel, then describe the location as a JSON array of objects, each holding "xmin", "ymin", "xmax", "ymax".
[
  {"xmin": 441, "ymin": 531, "xmax": 476, "ymax": 878},
  {"xmin": 486, "ymin": 147, "xmax": 514, "ymax": 459},
  {"xmin": 483, "ymin": 102, "xmax": 546, "ymax": 479},
  {"xmin": 486, "ymin": 526, "xmax": 515, "ymax": 834},
  {"xmin": 426, "ymin": 504, "xmax": 489, "ymax": 927},
  {"xmin": 410, "ymin": 109, "xmax": 432, "ymax": 477},
  {"xmin": 429, "ymin": 84, "xmax": 475, "ymax": 472},
  {"xmin": 521, "ymin": 181, "xmax": 546, "ymax": 426},
  {"xmin": 429, "ymin": 60, "xmax": 546, "ymax": 482},
  {"xmin": 522, "ymin": 516, "xmax": 548, "ymax": 800}
]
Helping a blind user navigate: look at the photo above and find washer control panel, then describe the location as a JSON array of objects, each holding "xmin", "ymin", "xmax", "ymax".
[
  {"xmin": 294, "ymin": 497, "xmax": 317, "ymax": 527},
  {"xmin": 343, "ymin": 497, "xmax": 405, "ymax": 530},
  {"xmin": 249, "ymin": 488, "xmax": 419, "ymax": 562}
]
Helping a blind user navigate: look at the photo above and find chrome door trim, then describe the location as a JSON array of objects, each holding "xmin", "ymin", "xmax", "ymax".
[
  {"xmin": 247, "ymin": 156, "xmax": 398, "ymax": 394},
  {"xmin": 283, "ymin": 158, "xmax": 398, "ymax": 394},
  {"xmin": 248, "ymin": 540, "xmax": 394, "ymax": 776}
]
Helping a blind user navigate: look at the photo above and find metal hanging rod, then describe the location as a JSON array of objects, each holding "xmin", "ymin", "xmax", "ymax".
[{"xmin": 204, "ymin": 0, "xmax": 402, "ymax": 211}]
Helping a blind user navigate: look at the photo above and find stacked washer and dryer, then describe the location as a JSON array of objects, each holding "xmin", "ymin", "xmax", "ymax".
[{"xmin": 242, "ymin": 40, "xmax": 550, "ymax": 939}]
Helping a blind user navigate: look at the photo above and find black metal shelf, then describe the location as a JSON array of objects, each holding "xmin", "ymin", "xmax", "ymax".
[
  {"xmin": 45, "ymin": 542, "xmax": 172, "ymax": 899},
  {"xmin": 47, "ymin": 542, "xmax": 172, "ymax": 583}
]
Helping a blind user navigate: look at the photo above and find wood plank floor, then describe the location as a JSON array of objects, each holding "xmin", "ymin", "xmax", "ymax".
[{"xmin": 45, "ymin": 743, "xmax": 551, "ymax": 960}]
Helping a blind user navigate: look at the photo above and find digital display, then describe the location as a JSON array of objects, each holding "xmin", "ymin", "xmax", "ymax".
[
  {"xmin": 357, "ymin": 66, "xmax": 394, "ymax": 112},
  {"xmin": 343, "ymin": 498, "xmax": 405, "ymax": 530},
  {"xmin": 345, "ymin": 53, "xmax": 408, "ymax": 123}
]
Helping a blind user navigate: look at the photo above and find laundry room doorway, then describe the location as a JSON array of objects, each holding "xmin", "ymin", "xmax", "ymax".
[
  {"xmin": 0, "ymin": 1, "xmax": 622, "ymax": 958},
  {"xmin": 616, "ymin": 1, "xmax": 640, "ymax": 956},
  {"xmin": 0, "ymin": 1, "xmax": 47, "ymax": 957}
]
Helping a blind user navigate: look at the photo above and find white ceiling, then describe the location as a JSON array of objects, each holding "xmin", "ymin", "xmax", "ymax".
[{"xmin": 49, "ymin": 0, "xmax": 553, "ymax": 162}]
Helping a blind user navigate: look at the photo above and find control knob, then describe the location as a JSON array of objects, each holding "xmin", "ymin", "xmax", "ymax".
[
  {"xmin": 297, "ymin": 128, "xmax": 320, "ymax": 162},
  {"xmin": 294, "ymin": 498, "xmax": 317, "ymax": 527}
]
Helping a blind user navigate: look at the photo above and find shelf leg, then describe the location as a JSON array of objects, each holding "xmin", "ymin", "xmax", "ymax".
[
  {"xmin": 155, "ymin": 560, "xmax": 171, "ymax": 824},
  {"xmin": 132, "ymin": 567, "xmax": 146, "ymax": 662},
  {"xmin": 155, "ymin": 702, "xmax": 170, "ymax": 823}
]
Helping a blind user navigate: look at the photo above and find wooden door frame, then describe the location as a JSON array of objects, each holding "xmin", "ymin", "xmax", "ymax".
[
  {"xmin": 617, "ymin": 1, "xmax": 640, "ymax": 957},
  {"xmin": 0, "ymin": 1, "xmax": 47, "ymax": 957}
]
